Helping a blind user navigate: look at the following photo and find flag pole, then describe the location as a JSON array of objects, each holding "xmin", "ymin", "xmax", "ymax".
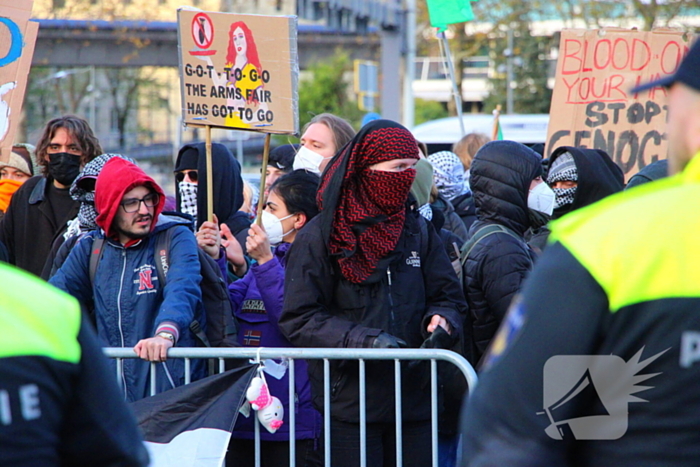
[
  {"xmin": 492, "ymin": 105, "xmax": 502, "ymax": 141},
  {"xmin": 255, "ymin": 133, "xmax": 272, "ymax": 226},
  {"xmin": 439, "ymin": 30, "xmax": 465, "ymax": 137}
]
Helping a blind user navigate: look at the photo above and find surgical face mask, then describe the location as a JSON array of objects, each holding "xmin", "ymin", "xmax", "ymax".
[
  {"xmin": 528, "ymin": 181, "xmax": 555, "ymax": 216},
  {"xmin": 261, "ymin": 209, "xmax": 295, "ymax": 246},
  {"xmin": 48, "ymin": 152, "xmax": 82, "ymax": 186},
  {"xmin": 293, "ymin": 146, "xmax": 331, "ymax": 175}
]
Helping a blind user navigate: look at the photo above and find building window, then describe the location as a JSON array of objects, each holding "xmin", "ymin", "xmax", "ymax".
[{"xmin": 53, "ymin": 0, "xmax": 65, "ymax": 8}]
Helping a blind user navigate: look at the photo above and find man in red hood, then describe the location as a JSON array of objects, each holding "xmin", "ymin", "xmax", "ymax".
[{"xmin": 51, "ymin": 158, "xmax": 205, "ymax": 401}]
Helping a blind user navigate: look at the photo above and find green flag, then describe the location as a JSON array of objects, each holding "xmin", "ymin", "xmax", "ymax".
[{"xmin": 426, "ymin": 0, "xmax": 475, "ymax": 32}]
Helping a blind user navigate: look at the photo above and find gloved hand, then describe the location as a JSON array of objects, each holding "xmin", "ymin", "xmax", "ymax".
[
  {"xmin": 420, "ymin": 325, "xmax": 457, "ymax": 350},
  {"xmin": 371, "ymin": 332, "xmax": 408, "ymax": 349}
]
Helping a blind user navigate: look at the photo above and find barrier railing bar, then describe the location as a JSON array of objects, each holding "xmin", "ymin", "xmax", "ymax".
[
  {"xmin": 184, "ymin": 358, "xmax": 191, "ymax": 385},
  {"xmin": 289, "ymin": 358, "xmax": 296, "ymax": 467},
  {"xmin": 394, "ymin": 359, "xmax": 402, "ymax": 467},
  {"xmin": 359, "ymin": 358, "xmax": 367, "ymax": 467},
  {"xmin": 431, "ymin": 359, "xmax": 438, "ymax": 467},
  {"xmin": 102, "ymin": 347, "xmax": 477, "ymax": 390},
  {"xmin": 150, "ymin": 362, "xmax": 156, "ymax": 396},
  {"xmin": 254, "ymin": 409, "xmax": 261, "ymax": 467},
  {"xmin": 323, "ymin": 358, "xmax": 331, "ymax": 467}
]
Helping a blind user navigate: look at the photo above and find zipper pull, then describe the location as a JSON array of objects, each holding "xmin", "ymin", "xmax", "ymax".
[{"xmin": 387, "ymin": 267, "xmax": 392, "ymax": 286}]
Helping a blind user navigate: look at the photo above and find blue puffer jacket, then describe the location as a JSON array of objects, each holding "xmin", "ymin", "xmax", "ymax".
[
  {"xmin": 222, "ymin": 242, "xmax": 321, "ymax": 442},
  {"xmin": 50, "ymin": 214, "xmax": 206, "ymax": 402}
]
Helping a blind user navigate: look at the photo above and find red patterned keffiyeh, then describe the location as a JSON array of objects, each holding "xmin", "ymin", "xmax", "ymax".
[{"xmin": 317, "ymin": 120, "xmax": 419, "ymax": 283}]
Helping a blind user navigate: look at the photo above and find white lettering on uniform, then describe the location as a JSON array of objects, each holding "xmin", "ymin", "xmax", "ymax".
[
  {"xmin": 0, "ymin": 390, "xmax": 11, "ymax": 425},
  {"xmin": 0, "ymin": 384, "xmax": 42, "ymax": 425},
  {"xmin": 680, "ymin": 331, "xmax": 700, "ymax": 368},
  {"xmin": 20, "ymin": 384, "xmax": 41, "ymax": 420}
]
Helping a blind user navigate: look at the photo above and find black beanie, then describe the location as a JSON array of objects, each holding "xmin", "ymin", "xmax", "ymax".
[
  {"xmin": 174, "ymin": 147, "xmax": 199, "ymax": 172},
  {"xmin": 269, "ymin": 144, "xmax": 298, "ymax": 172}
]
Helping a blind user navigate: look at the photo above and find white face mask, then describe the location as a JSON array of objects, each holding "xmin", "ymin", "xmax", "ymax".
[
  {"xmin": 261, "ymin": 210, "xmax": 295, "ymax": 246},
  {"xmin": 293, "ymin": 146, "xmax": 331, "ymax": 175},
  {"xmin": 528, "ymin": 181, "xmax": 555, "ymax": 216}
]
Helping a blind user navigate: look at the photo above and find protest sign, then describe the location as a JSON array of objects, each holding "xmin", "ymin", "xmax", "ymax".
[
  {"xmin": 177, "ymin": 10, "xmax": 299, "ymax": 135},
  {"xmin": 0, "ymin": 0, "xmax": 38, "ymax": 163},
  {"xmin": 547, "ymin": 28, "xmax": 695, "ymax": 180}
]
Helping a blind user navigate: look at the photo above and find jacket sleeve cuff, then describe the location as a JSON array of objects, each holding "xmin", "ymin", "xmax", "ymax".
[
  {"xmin": 423, "ymin": 306, "xmax": 463, "ymax": 339},
  {"xmin": 345, "ymin": 326, "xmax": 383, "ymax": 348},
  {"xmin": 156, "ymin": 321, "xmax": 180, "ymax": 343}
]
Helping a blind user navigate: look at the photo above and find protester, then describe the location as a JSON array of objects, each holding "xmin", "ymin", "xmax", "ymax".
[
  {"xmin": 199, "ymin": 170, "xmax": 322, "ymax": 466},
  {"xmin": 451, "ymin": 133, "xmax": 490, "ymax": 232},
  {"xmin": 461, "ymin": 38, "xmax": 700, "ymax": 467},
  {"xmin": 453, "ymin": 132, "xmax": 490, "ymax": 191},
  {"xmin": 0, "ymin": 263, "xmax": 149, "ymax": 466},
  {"xmin": 527, "ymin": 146, "xmax": 624, "ymax": 252},
  {"xmin": 240, "ymin": 179, "xmax": 259, "ymax": 221},
  {"xmin": 264, "ymin": 143, "xmax": 297, "ymax": 194},
  {"xmin": 0, "ymin": 146, "xmax": 34, "ymax": 220},
  {"xmin": 175, "ymin": 142, "xmax": 251, "ymax": 252},
  {"xmin": 427, "ymin": 151, "xmax": 470, "ymax": 242},
  {"xmin": 0, "ymin": 115, "xmax": 101, "ymax": 276},
  {"xmin": 43, "ymin": 153, "xmax": 137, "ymax": 279},
  {"xmin": 293, "ymin": 113, "xmax": 356, "ymax": 175},
  {"xmin": 50, "ymin": 158, "xmax": 205, "ymax": 401},
  {"xmin": 279, "ymin": 119, "xmax": 467, "ymax": 467},
  {"xmin": 625, "ymin": 159, "xmax": 669, "ymax": 189},
  {"xmin": 462, "ymin": 140, "xmax": 544, "ymax": 364}
]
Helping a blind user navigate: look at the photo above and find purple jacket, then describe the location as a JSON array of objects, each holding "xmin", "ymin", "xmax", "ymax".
[{"xmin": 220, "ymin": 243, "xmax": 321, "ymax": 441}]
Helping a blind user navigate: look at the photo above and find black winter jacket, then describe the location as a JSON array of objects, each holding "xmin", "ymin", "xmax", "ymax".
[
  {"xmin": 279, "ymin": 210, "xmax": 467, "ymax": 424},
  {"xmin": 463, "ymin": 141, "xmax": 541, "ymax": 362},
  {"xmin": 450, "ymin": 191, "xmax": 477, "ymax": 234},
  {"xmin": 0, "ymin": 176, "xmax": 79, "ymax": 277}
]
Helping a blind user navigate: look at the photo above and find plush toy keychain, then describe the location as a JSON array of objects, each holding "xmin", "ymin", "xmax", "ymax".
[{"xmin": 243, "ymin": 357, "xmax": 285, "ymax": 433}]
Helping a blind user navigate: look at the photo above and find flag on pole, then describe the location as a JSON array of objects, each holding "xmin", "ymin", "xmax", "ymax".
[
  {"xmin": 492, "ymin": 105, "xmax": 503, "ymax": 141},
  {"xmin": 426, "ymin": 0, "xmax": 475, "ymax": 32},
  {"xmin": 131, "ymin": 364, "xmax": 256, "ymax": 467}
]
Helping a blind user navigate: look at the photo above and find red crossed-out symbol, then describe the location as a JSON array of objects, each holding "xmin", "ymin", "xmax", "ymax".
[{"xmin": 191, "ymin": 13, "xmax": 214, "ymax": 49}]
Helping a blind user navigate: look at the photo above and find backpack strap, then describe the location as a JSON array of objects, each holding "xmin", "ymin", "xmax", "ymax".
[
  {"xmin": 154, "ymin": 228, "xmax": 171, "ymax": 284},
  {"xmin": 460, "ymin": 224, "xmax": 521, "ymax": 266},
  {"xmin": 152, "ymin": 227, "xmax": 209, "ymax": 346},
  {"xmin": 89, "ymin": 236, "xmax": 105, "ymax": 285}
]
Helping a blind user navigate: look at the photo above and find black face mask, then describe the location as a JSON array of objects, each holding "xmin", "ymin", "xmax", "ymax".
[{"xmin": 48, "ymin": 152, "xmax": 82, "ymax": 186}]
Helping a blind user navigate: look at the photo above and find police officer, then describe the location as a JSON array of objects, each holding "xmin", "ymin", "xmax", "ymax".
[{"xmin": 0, "ymin": 263, "xmax": 149, "ymax": 466}]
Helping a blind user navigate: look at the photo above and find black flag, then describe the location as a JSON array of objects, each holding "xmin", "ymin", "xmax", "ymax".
[{"xmin": 131, "ymin": 364, "xmax": 256, "ymax": 466}]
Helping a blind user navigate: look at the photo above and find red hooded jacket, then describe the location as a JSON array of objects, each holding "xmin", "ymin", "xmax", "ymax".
[{"xmin": 95, "ymin": 158, "xmax": 166, "ymax": 240}]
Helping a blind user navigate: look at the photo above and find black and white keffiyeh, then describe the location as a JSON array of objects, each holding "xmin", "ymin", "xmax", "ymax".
[
  {"xmin": 547, "ymin": 151, "xmax": 578, "ymax": 209},
  {"xmin": 178, "ymin": 181, "xmax": 198, "ymax": 226}
]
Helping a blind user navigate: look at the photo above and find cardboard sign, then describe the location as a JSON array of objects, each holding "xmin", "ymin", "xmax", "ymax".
[
  {"xmin": 0, "ymin": 0, "xmax": 38, "ymax": 163},
  {"xmin": 546, "ymin": 28, "xmax": 694, "ymax": 180},
  {"xmin": 177, "ymin": 10, "xmax": 299, "ymax": 135}
]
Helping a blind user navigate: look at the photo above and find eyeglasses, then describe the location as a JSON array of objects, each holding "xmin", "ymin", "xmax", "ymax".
[
  {"xmin": 120, "ymin": 193, "xmax": 160, "ymax": 213},
  {"xmin": 176, "ymin": 170, "xmax": 198, "ymax": 183}
]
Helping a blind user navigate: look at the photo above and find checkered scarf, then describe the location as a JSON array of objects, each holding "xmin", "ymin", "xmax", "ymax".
[
  {"xmin": 178, "ymin": 181, "xmax": 198, "ymax": 226},
  {"xmin": 547, "ymin": 152, "xmax": 577, "ymax": 209},
  {"xmin": 427, "ymin": 151, "xmax": 467, "ymax": 201}
]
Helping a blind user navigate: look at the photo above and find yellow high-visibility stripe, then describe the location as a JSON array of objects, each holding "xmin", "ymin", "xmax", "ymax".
[
  {"xmin": 550, "ymin": 154, "xmax": 700, "ymax": 313},
  {"xmin": 0, "ymin": 264, "xmax": 81, "ymax": 363}
]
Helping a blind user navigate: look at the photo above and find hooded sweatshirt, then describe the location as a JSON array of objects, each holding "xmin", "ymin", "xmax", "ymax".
[
  {"xmin": 174, "ymin": 143, "xmax": 251, "ymax": 250},
  {"xmin": 95, "ymin": 157, "xmax": 166, "ymax": 241},
  {"xmin": 527, "ymin": 146, "xmax": 625, "ymax": 252},
  {"xmin": 547, "ymin": 146, "xmax": 624, "ymax": 219}
]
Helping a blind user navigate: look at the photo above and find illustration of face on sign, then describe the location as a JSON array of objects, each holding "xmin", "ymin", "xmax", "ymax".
[{"xmin": 178, "ymin": 10, "xmax": 298, "ymax": 135}]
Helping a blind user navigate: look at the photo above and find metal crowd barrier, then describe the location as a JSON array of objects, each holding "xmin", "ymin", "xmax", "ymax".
[{"xmin": 103, "ymin": 347, "xmax": 478, "ymax": 467}]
